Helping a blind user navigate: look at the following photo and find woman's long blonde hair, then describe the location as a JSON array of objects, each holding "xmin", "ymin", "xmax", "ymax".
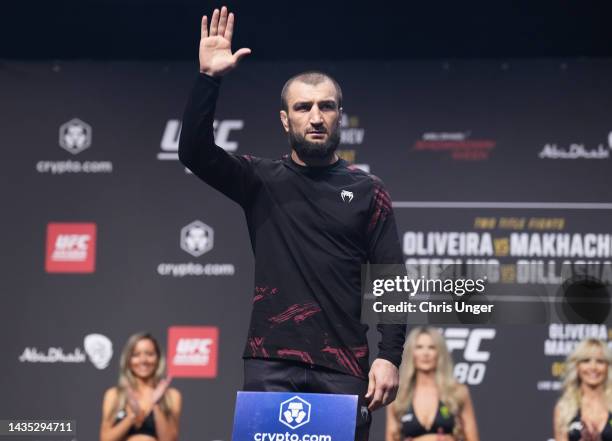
[
  {"xmin": 110, "ymin": 332, "xmax": 173, "ymax": 419},
  {"xmin": 390, "ymin": 327, "xmax": 464, "ymax": 440},
  {"xmin": 555, "ymin": 338, "xmax": 612, "ymax": 433}
]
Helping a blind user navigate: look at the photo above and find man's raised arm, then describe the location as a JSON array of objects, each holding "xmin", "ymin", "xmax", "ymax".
[{"xmin": 178, "ymin": 6, "xmax": 255, "ymax": 206}]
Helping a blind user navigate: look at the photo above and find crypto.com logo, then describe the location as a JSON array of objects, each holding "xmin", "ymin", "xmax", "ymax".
[
  {"xmin": 180, "ymin": 221, "xmax": 214, "ymax": 257},
  {"xmin": 59, "ymin": 118, "xmax": 92, "ymax": 154},
  {"xmin": 279, "ymin": 396, "xmax": 311, "ymax": 430}
]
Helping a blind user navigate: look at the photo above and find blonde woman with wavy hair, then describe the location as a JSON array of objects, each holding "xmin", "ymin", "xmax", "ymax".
[
  {"xmin": 99, "ymin": 333, "xmax": 182, "ymax": 441},
  {"xmin": 386, "ymin": 327, "xmax": 479, "ymax": 441},
  {"xmin": 554, "ymin": 338, "xmax": 612, "ymax": 441}
]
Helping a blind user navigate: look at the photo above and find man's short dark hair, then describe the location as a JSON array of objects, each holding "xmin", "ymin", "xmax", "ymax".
[{"xmin": 280, "ymin": 71, "xmax": 343, "ymax": 112}]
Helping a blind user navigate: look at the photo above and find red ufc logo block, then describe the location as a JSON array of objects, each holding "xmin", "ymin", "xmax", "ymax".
[
  {"xmin": 45, "ymin": 223, "xmax": 97, "ymax": 273},
  {"xmin": 167, "ymin": 326, "xmax": 219, "ymax": 378}
]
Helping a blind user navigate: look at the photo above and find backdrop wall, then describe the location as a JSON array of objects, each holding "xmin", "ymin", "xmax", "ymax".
[{"xmin": 1, "ymin": 59, "xmax": 611, "ymax": 441}]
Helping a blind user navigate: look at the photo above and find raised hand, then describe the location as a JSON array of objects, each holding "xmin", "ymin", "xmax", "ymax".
[
  {"xmin": 126, "ymin": 386, "xmax": 141, "ymax": 415},
  {"xmin": 581, "ymin": 422, "xmax": 600, "ymax": 441},
  {"xmin": 199, "ymin": 6, "xmax": 251, "ymax": 77},
  {"xmin": 125, "ymin": 386, "xmax": 146, "ymax": 428},
  {"xmin": 151, "ymin": 377, "xmax": 172, "ymax": 404}
]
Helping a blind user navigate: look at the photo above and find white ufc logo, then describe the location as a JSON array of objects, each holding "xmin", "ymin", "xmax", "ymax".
[
  {"xmin": 443, "ymin": 328, "xmax": 495, "ymax": 385},
  {"xmin": 55, "ymin": 234, "xmax": 90, "ymax": 251},
  {"xmin": 159, "ymin": 119, "xmax": 244, "ymax": 160},
  {"xmin": 176, "ymin": 338, "xmax": 212, "ymax": 355},
  {"xmin": 443, "ymin": 328, "xmax": 495, "ymax": 362}
]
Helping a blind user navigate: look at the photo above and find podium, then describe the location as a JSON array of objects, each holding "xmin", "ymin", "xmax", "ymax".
[{"xmin": 232, "ymin": 391, "xmax": 357, "ymax": 441}]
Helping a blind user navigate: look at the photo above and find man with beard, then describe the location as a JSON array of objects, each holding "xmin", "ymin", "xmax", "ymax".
[{"xmin": 178, "ymin": 7, "xmax": 405, "ymax": 440}]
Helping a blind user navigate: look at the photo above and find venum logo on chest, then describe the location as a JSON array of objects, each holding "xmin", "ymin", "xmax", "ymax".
[{"xmin": 340, "ymin": 189, "xmax": 354, "ymax": 203}]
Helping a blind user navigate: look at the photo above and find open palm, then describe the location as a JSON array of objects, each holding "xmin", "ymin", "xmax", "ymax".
[
  {"xmin": 199, "ymin": 6, "xmax": 251, "ymax": 77},
  {"xmin": 151, "ymin": 377, "xmax": 171, "ymax": 404}
]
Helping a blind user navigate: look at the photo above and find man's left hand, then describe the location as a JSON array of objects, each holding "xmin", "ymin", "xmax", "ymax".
[{"xmin": 365, "ymin": 358, "xmax": 399, "ymax": 411}]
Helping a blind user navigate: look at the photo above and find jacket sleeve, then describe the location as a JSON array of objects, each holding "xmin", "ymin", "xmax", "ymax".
[
  {"xmin": 178, "ymin": 73, "xmax": 259, "ymax": 207},
  {"xmin": 366, "ymin": 177, "xmax": 407, "ymax": 368}
]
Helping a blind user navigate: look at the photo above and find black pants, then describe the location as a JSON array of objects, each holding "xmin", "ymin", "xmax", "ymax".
[{"xmin": 243, "ymin": 358, "xmax": 371, "ymax": 441}]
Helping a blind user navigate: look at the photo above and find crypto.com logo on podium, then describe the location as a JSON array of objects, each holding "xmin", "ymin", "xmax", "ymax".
[
  {"xmin": 279, "ymin": 396, "xmax": 311, "ymax": 429},
  {"xmin": 232, "ymin": 391, "xmax": 357, "ymax": 441}
]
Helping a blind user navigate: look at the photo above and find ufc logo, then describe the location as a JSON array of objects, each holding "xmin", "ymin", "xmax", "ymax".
[
  {"xmin": 176, "ymin": 338, "xmax": 212, "ymax": 355},
  {"xmin": 55, "ymin": 234, "xmax": 90, "ymax": 250},
  {"xmin": 160, "ymin": 119, "xmax": 243, "ymax": 153},
  {"xmin": 443, "ymin": 328, "xmax": 496, "ymax": 362}
]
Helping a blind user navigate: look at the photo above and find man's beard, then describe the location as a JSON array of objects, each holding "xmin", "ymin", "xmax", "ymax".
[{"xmin": 288, "ymin": 126, "xmax": 340, "ymax": 161}]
